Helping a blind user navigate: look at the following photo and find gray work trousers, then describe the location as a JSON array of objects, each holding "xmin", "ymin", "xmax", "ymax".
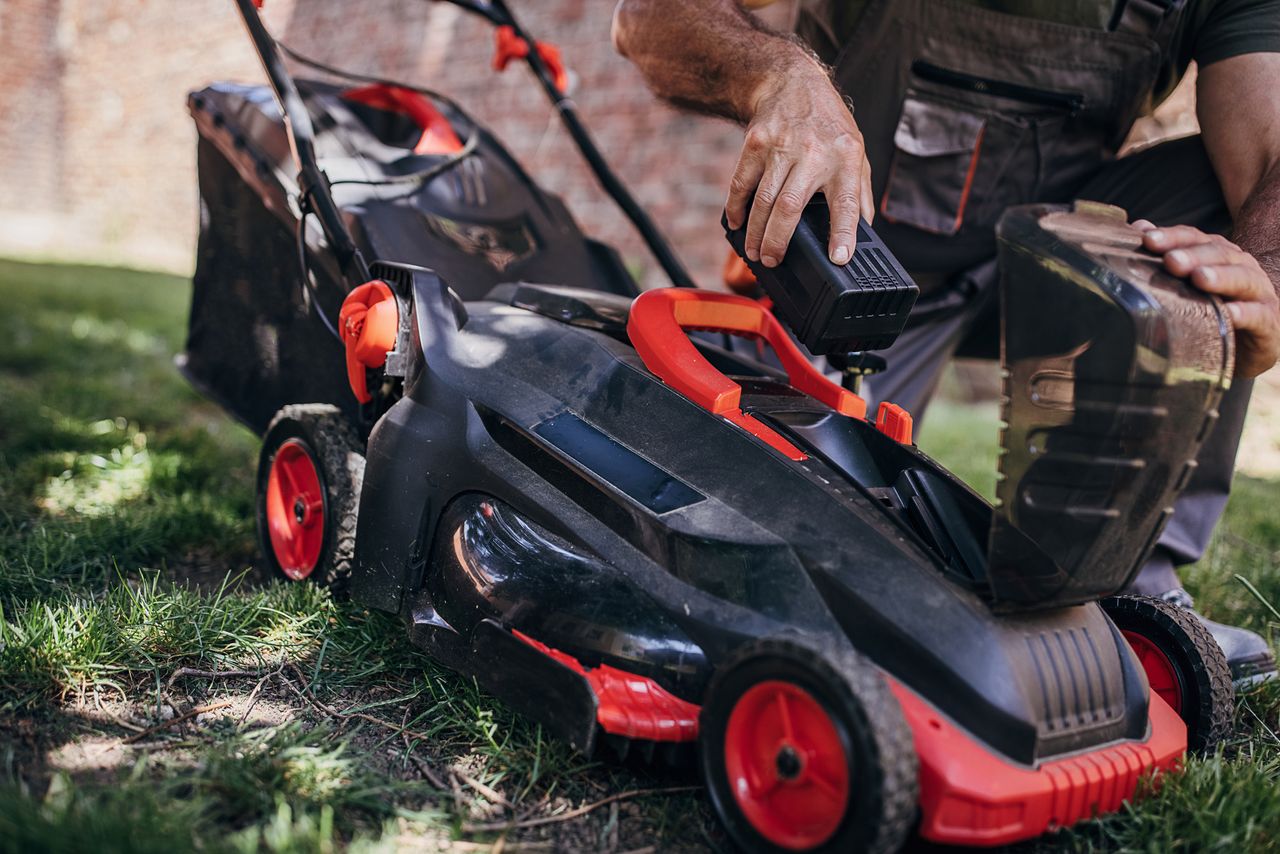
[{"xmin": 863, "ymin": 135, "xmax": 1253, "ymax": 596}]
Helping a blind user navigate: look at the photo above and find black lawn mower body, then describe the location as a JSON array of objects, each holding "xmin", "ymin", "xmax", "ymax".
[{"xmin": 183, "ymin": 2, "xmax": 1235, "ymax": 850}]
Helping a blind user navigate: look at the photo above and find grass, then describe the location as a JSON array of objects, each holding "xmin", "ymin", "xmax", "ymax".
[{"xmin": 0, "ymin": 256, "xmax": 1278, "ymax": 851}]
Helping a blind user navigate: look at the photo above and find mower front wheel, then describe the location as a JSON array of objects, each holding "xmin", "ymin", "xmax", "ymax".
[
  {"xmin": 256, "ymin": 404, "xmax": 365, "ymax": 590},
  {"xmin": 699, "ymin": 637, "xmax": 917, "ymax": 854},
  {"xmin": 1102, "ymin": 594, "xmax": 1233, "ymax": 754}
]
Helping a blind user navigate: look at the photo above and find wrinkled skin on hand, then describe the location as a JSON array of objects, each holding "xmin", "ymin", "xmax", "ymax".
[
  {"xmin": 1137, "ymin": 219, "xmax": 1280, "ymax": 379},
  {"xmin": 725, "ymin": 70, "xmax": 875, "ymax": 269}
]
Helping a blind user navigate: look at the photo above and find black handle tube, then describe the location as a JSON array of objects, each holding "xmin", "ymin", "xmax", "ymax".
[
  {"xmin": 488, "ymin": 0, "xmax": 696, "ymax": 287},
  {"xmin": 233, "ymin": 0, "xmax": 371, "ymax": 285}
]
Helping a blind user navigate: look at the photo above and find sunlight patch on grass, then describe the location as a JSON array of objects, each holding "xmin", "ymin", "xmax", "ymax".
[
  {"xmin": 68, "ymin": 313, "xmax": 167, "ymax": 355},
  {"xmin": 39, "ymin": 439, "xmax": 154, "ymax": 517}
]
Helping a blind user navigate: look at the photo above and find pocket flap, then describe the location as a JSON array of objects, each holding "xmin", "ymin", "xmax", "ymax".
[{"xmin": 893, "ymin": 97, "xmax": 985, "ymax": 158}]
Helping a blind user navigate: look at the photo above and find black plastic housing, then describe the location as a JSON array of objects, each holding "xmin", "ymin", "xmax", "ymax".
[
  {"xmin": 990, "ymin": 202, "xmax": 1233, "ymax": 608},
  {"xmin": 722, "ymin": 200, "xmax": 918, "ymax": 353}
]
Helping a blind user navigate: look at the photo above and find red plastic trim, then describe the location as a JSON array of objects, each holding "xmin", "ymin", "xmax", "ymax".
[
  {"xmin": 1122, "ymin": 630, "xmax": 1184, "ymax": 714},
  {"xmin": 627, "ymin": 288, "xmax": 867, "ymax": 461},
  {"xmin": 493, "ymin": 25, "xmax": 569, "ymax": 94},
  {"xmin": 513, "ymin": 630, "xmax": 699, "ymax": 742},
  {"xmin": 876, "ymin": 401, "xmax": 914, "ymax": 444},
  {"xmin": 339, "ymin": 281, "xmax": 398, "ymax": 404},
  {"xmin": 724, "ymin": 680, "xmax": 850, "ymax": 850},
  {"xmin": 887, "ymin": 676, "xmax": 1185, "ymax": 847},
  {"xmin": 722, "ymin": 249, "xmax": 758, "ymax": 296},
  {"xmin": 265, "ymin": 439, "xmax": 324, "ymax": 580},
  {"xmin": 341, "ymin": 84, "xmax": 464, "ymax": 156}
]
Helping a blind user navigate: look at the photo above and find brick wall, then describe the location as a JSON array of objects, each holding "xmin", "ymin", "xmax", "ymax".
[{"xmin": 0, "ymin": 0, "xmax": 744, "ymax": 286}]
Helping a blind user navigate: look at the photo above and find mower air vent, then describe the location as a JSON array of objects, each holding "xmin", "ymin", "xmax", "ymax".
[{"xmin": 1024, "ymin": 626, "xmax": 1125, "ymax": 737}]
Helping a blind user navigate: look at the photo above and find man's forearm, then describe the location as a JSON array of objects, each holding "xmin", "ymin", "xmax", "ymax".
[
  {"xmin": 614, "ymin": 0, "xmax": 873, "ymax": 265},
  {"xmin": 612, "ymin": 0, "xmax": 825, "ymax": 122},
  {"xmin": 1232, "ymin": 161, "xmax": 1280, "ymax": 294}
]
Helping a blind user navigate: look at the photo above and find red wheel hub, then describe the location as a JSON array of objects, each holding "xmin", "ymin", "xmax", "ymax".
[
  {"xmin": 1122, "ymin": 630, "xmax": 1183, "ymax": 714},
  {"xmin": 265, "ymin": 439, "xmax": 325, "ymax": 580},
  {"xmin": 724, "ymin": 680, "xmax": 850, "ymax": 850}
]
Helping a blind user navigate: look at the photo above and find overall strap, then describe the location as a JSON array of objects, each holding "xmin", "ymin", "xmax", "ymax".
[{"xmin": 1109, "ymin": 0, "xmax": 1188, "ymax": 42}]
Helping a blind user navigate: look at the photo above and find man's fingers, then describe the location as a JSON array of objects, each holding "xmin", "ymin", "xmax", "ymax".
[
  {"xmin": 860, "ymin": 153, "xmax": 874, "ymax": 226},
  {"xmin": 744, "ymin": 158, "xmax": 793, "ymax": 263},
  {"xmin": 725, "ymin": 146, "xmax": 767, "ymax": 231},
  {"xmin": 1191, "ymin": 264, "xmax": 1275, "ymax": 302},
  {"xmin": 1164, "ymin": 242, "xmax": 1241, "ymax": 276},
  {"xmin": 824, "ymin": 176, "xmax": 862, "ymax": 265},
  {"xmin": 1144, "ymin": 224, "xmax": 1239, "ymax": 252},
  {"xmin": 760, "ymin": 167, "xmax": 819, "ymax": 267},
  {"xmin": 1226, "ymin": 299, "xmax": 1277, "ymax": 334},
  {"xmin": 1132, "ymin": 218, "xmax": 1156, "ymax": 231}
]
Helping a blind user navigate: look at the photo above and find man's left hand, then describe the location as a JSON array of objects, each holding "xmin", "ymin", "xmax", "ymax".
[{"xmin": 1136, "ymin": 220, "xmax": 1280, "ymax": 379}]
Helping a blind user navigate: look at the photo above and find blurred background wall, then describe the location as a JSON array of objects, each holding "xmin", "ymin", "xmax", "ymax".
[
  {"xmin": 0, "ymin": 0, "xmax": 1198, "ymax": 286},
  {"xmin": 0, "ymin": 0, "xmax": 747, "ymax": 287}
]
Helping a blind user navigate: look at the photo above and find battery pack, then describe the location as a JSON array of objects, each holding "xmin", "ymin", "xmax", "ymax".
[{"xmin": 722, "ymin": 199, "xmax": 918, "ymax": 354}]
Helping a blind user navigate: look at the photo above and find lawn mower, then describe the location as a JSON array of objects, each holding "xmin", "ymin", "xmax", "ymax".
[{"xmin": 182, "ymin": 1, "xmax": 1236, "ymax": 850}]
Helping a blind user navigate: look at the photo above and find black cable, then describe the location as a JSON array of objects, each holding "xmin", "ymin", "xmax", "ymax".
[
  {"xmin": 295, "ymin": 192, "xmax": 344, "ymax": 343},
  {"xmin": 327, "ymin": 132, "xmax": 479, "ymax": 188},
  {"xmin": 278, "ymin": 41, "xmax": 480, "ymax": 188},
  {"xmin": 278, "ymin": 42, "xmax": 465, "ymax": 114}
]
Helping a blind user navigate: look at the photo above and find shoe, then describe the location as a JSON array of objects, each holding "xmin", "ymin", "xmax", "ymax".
[{"xmin": 1160, "ymin": 588, "xmax": 1278, "ymax": 687}]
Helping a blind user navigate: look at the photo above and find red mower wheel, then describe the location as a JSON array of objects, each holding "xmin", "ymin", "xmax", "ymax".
[
  {"xmin": 700, "ymin": 638, "xmax": 916, "ymax": 854},
  {"xmin": 724, "ymin": 680, "xmax": 851, "ymax": 850},
  {"xmin": 1121, "ymin": 629, "xmax": 1183, "ymax": 714},
  {"xmin": 256, "ymin": 405, "xmax": 365, "ymax": 590},
  {"xmin": 265, "ymin": 438, "xmax": 326, "ymax": 579},
  {"xmin": 1102, "ymin": 594, "xmax": 1233, "ymax": 754}
]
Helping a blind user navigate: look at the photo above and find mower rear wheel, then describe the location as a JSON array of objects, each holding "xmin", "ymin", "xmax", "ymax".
[
  {"xmin": 1102, "ymin": 594, "xmax": 1233, "ymax": 753},
  {"xmin": 256, "ymin": 405, "xmax": 364, "ymax": 590},
  {"xmin": 699, "ymin": 637, "xmax": 917, "ymax": 854}
]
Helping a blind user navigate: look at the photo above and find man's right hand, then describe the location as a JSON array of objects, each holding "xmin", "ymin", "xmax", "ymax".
[
  {"xmin": 727, "ymin": 67, "xmax": 874, "ymax": 268},
  {"xmin": 613, "ymin": 0, "xmax": 871, "ymax": 267}
]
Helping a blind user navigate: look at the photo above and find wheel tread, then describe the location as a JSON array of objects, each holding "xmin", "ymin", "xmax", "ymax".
[
  {"xmin": 1102, "ymin": 594, "xmax": 1233, "ymax": 753},
  {"xmin": 260, "ymin": 404, "xmax": 365, "ymax": 590}
]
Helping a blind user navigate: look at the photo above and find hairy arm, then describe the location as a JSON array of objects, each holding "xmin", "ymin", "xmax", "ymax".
[
  {"xmin": 612, "ymin": 0, "xmax": 872, "ymax": 267},
  {"xmin": 1139, "ymin": 53, "xmax": 1280, "ymax": 378}
]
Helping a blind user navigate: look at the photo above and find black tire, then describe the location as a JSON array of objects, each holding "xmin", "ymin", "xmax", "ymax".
[
  {"xmin": 256, "ymin": 404, "xmax": 365, "ymax": 591},
  {"xmin": 1101, "ymin": 594, "xmax": 1233, "ymax": 754},
  {"xmin": 700, "ymin": 637, "xmax": 917, "ymax": 854}
]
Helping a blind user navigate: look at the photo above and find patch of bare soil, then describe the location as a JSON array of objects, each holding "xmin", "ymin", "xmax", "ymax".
[
  {"xmin": 166, "ymin": 545, "xmax": 269, "ymax": 592},
  {"xmin": 12, "ymin": 662, "xmax": 715, "ymax": 852}
]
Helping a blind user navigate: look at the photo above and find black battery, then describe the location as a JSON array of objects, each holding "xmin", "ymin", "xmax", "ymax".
[{"xmin": 722, "ymin": 198, "xmax": 918, "ymax": 354}]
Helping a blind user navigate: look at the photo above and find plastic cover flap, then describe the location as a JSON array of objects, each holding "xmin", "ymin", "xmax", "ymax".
[{"xmin": 988, "ymin": 202, "xmax": 1233, "ymax": 609}]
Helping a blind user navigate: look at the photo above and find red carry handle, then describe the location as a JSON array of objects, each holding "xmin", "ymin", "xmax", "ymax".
[
  {"xmin": 627, "ymin": 289, "xmax": 867, "ymax": 460},
  {"xmin": 341, "ymin": 84, "xmax": 464, "ymax": 156}
]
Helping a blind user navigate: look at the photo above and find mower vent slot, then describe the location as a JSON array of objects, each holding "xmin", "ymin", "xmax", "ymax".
[
  {"xmin": 1025, "ymin": 627, "xmax": 1124, "ymax": 735},
  {"xmin": 532, "ymin": 413, "xmax": 704, "ymax": 515}
]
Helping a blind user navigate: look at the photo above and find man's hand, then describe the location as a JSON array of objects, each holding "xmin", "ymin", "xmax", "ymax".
[
  {"xmin": 727, "ymin": 70, "xmax": 873, "ymax": 268},
  {"xmin": 1137, "ymin": 220, "xmax": 1280, "ymax": 378},
  {"xmin": 613, "ymin": 0, "xmax": 867, "ymax": 267}
]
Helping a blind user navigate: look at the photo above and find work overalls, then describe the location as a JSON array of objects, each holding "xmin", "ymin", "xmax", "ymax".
[{"xmin": 797, "ymin": 0, "xmax": 1250, "ymax": 594}]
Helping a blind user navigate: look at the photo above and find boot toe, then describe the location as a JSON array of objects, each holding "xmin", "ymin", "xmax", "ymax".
[{"xmin": 1199, "ymin": 616, "xmax": 1277, "ymax": 685}]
